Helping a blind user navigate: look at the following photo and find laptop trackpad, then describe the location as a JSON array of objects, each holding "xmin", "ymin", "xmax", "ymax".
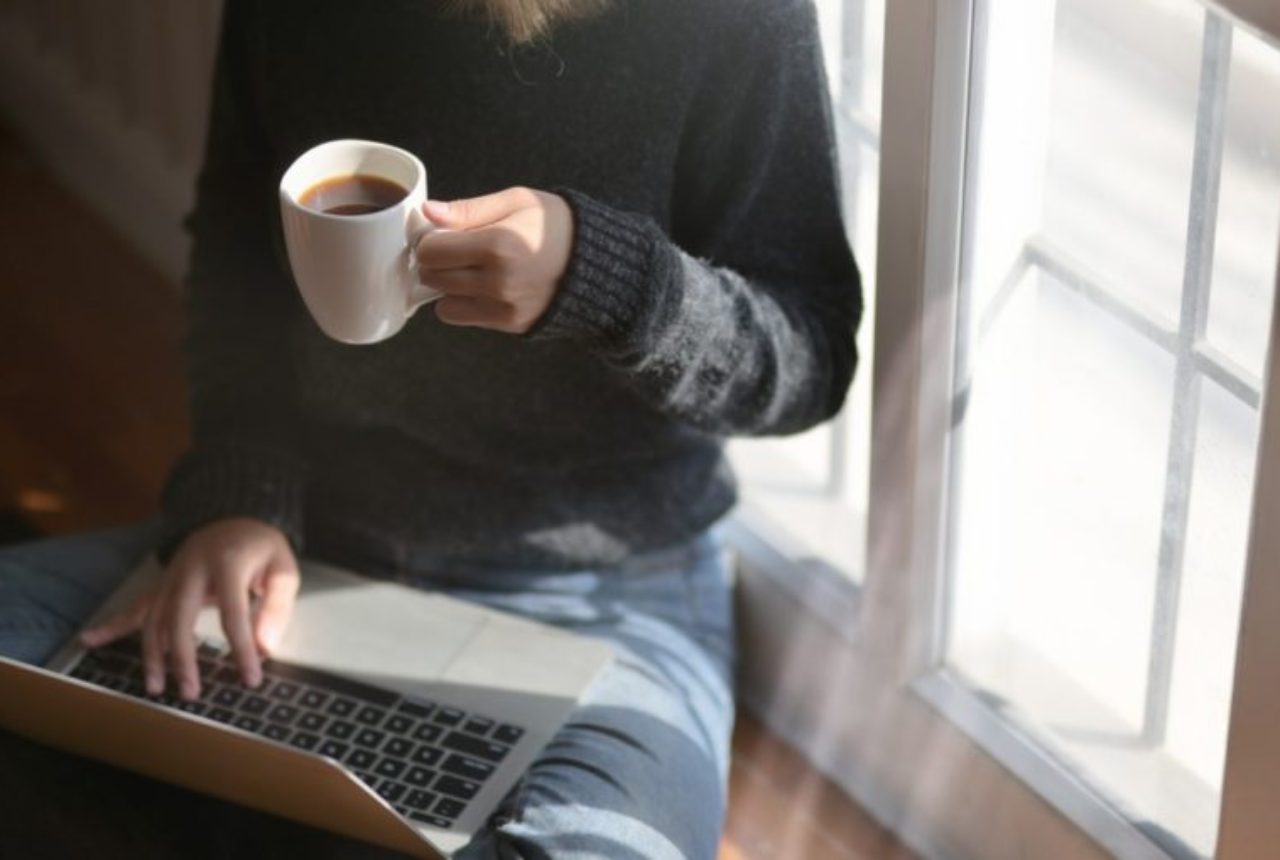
[{"xmin": 194, "ymin": 562, "xmax": 488, "ymax": 683}]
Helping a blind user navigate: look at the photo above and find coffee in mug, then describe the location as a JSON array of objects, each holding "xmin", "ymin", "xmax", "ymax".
[
  {"xmin": 299, "ymin": 174, "xmax": 409, "ymax": 216},
  {"xmin": 279, "ymin": 139, "xmax": 443, "ymax": 344}
]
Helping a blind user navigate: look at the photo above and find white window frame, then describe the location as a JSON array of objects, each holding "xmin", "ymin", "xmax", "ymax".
[
  {"xmin": 730, "ymin": 1, "xmax": 1280, "ymax": 857},
  {"xmin": 1217, "ymin": 247, "xmax": 1280, "ymax": 857}
]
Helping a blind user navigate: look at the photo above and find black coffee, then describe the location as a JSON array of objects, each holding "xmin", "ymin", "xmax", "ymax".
[{"xmin": 300, "ymin": 174, "xmax": 408, "ymax": 216}]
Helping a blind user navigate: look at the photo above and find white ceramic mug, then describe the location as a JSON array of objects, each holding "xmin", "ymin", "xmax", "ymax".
[{"xmin": 279, "ymin": 139, "xmax": 443, "ymax": 344}]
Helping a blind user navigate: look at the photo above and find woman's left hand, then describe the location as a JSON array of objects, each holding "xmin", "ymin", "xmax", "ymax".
[{"xmin": 416, "ymin": 187, "xmax": 574, "ymax": 334}]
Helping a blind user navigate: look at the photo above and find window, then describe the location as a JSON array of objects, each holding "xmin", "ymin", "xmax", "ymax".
[
  {"xmin": 728, "ymin": 0, "xmax": 885, "ymax": 583},
  {"xmin": 945, "ymin": 1, "xmax": 1280, "ymax": 855},
  {"xmin": 736, "ymin": 1, "xmax": 1280, "ymax": 857}
]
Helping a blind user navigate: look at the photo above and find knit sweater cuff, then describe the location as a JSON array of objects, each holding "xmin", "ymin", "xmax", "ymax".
[
  {"xmin": 159, "ymin": 446, "xmax": 307, "ymax": 562},
  {"xmin": 527, "ymin": 189, "xmax": 659, "ymax": 347}
]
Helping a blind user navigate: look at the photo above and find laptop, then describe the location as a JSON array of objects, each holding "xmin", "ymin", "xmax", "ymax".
[{"xmin": 0, "ymin": 556, "xmax": 614, "ymax": 858}]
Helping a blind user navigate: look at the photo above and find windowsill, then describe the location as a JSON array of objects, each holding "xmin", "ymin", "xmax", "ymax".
[
  {"xmin": 914, "ymin": 664, "xmax": 1213, "ymax": 860},
  {"xmin": 723, "ymin": 505, "xmax": 863, "ymax": 646},
  {"xmin": 726, "ymin": 436, "xmax": 868, "ymax": 595}
]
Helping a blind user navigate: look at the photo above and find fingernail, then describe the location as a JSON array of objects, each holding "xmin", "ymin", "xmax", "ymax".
[
  {"xmin": 146, "ymin": 673, "xmax": 162, "ymax": 696},
  {"xmin": 246, "ymin": 668, "xmax": 262, "ymax": 688},
  {"xmin": 259, "ymin": 625, "xmax": 279, "ymax": 653},
  {"xmin": 181, "ymin": 680, "xmax": 198, "ymax": 701},
  {"xmin": 424, "ymin": 199, "xmax": 450, "ymax": 218},
  {"xmin": 79, "ymin": 630, "xmax": 98, "ymax": 646}
]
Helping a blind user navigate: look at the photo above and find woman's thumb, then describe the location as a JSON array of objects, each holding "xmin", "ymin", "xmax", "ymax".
[
  {"xmin": 423, "ymin": 187, "xmax": 531, "ymax": 230},
  {"xmin": 254, "ymin": 563, "xmax": 299, "ymax": 655}
]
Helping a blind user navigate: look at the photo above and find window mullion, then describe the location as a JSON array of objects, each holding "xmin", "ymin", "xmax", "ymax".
[{"xmin": 1142, "ymin": 10, "xmax": 1233, "ymax": 747}]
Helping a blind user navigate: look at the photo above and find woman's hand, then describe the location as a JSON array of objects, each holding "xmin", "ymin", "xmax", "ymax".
[
  {"xmin": 79, "ymin": 518, "xmax": 299, "ymax": 701},
  {"xmin": 416, "ymin": 187, "xmax": 574, "ymax": 334}
]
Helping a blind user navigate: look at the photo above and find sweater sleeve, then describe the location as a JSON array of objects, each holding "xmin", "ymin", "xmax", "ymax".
[
  {"xmin": 160, "ymin": 0, "xmax": 306, "ymax": 558},
  {"xmin": 529, "ymin": 0, "xmax": 862, "ymax": 437}
]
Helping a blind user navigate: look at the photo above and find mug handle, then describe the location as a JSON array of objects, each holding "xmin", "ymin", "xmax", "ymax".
[{"xmin": 405, "ymin": 206, "xmax": 446, "ymax": 314}]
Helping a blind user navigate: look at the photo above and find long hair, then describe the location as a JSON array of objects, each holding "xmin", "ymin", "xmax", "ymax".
[{"xmin": 452, "ymin": 0, "xmax": 609, "ymax": 43}]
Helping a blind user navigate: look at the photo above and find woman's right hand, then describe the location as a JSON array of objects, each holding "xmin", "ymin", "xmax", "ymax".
[{"xmin": 79, "ymin": 517, "xmax": 300, "ymax": 702}]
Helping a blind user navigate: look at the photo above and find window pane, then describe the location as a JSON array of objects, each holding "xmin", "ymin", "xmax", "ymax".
[
  {"xmin": 1206, "ymin": 26, "xmax": 1280, "ymax": 378},
  {"xmin": 729, "ymin": 0, "xmax": 884, "ymax": 583},
  {"xmin": 947, "ymin": 0, "xmax": 1280, "ymax": 855},
  {"xmin": 1040, "ymin": 1, "xmax": 1200, "ymax": 325},
  {"xmin": 1168, "ymin": 378, "xmax": 1257, "ymax": 791},
  {"xmin": 951, "ymin": 270, "xmax": 1175, "ymax": 729}
]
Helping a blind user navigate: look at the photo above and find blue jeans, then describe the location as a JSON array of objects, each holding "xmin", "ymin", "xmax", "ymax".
[{"xmin": 0, "ymin": 523, "xmax": 736, "ymax": 859}]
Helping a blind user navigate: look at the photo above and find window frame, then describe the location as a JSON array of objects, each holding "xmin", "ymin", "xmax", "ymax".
[
  {"xmin": 1216, "ymin": 149, "xmax": 1280, "ymax": 859},
  {"xmin": 730, "ymin": 1, "xmax": 1280, "ymax": 858}
]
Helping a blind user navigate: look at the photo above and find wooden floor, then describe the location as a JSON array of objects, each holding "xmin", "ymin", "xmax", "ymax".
[{"xmin": 0, "ymin": 127, "xmax": 916, "ymax": 860}]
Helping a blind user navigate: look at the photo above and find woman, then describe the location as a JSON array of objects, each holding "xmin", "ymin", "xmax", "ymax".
[{"xmin": 1, "ymin": 0, "xmax": 861, "ymax": 856}]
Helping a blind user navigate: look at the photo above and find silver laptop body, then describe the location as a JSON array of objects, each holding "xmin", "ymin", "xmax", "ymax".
[{"xmin": 0, "ymin": 556, "xmax": 613, "ymax": 858}]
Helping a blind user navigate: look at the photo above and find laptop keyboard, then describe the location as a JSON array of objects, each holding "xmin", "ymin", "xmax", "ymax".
[{"xmin": 67, "ymin": 637, "xmax": 528, "ymax": 830}]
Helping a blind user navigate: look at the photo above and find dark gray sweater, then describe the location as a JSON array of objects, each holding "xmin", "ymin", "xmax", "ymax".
[{"xmin": 162, "ymin": 0, "xmax": 862, "ymax": 570}]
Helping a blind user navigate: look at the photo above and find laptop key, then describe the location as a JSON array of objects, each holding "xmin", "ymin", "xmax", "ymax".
[
  {"xmin": 289, "ymin": 732, "xmax": 320, "ymax": 751},
  {"xmin": 492, "ymin": 725, "xmax": 525, "ymax": 745},
  {"xmin": 76, "ymin": 653, "xmax": 107, "ymax": 672},
  {"xmin": 355, "ymin": 728, "xmax": 386, "ymax": 749},
  {"xmin": 328, "ymin": 697, "xmax": 357, "ymax": 718},
  {"xmin": 356, "ymin": 705, "xmax": 386, "ymax": 726},
  {"xmin": 462, "ymin": 717, "xmax": 494, "ymax": 737},
  {"xmin": 383, "ymin": 738, "xmax": 413, "ymax": 758},
  {"xmin": 318, "ymin": 740, "xmax": 349, "ymax": 760},
  {"xmin": 264, "ymin": 724, "xmax": 291, "ymax": 742},
  {"xmin": 299, "ymin": 689, "xmax": 329, "ymax": 709},
  {"xmin": 267, "ymin": 704, "xmax": 299, "ymax": 724},
  {"xmin": 404, "ymin": 766, "xmax": 436, "ymax": 787},
  {"xmin": 432, "ymin": 707, "xmax": 464, "ymax": 727},
  {"xmin": 411, "ymin": 746, "xmax": 442, "ymax": 767},
  {"xmin": 327, "ymin": 720, "xmax": 357, "ymax": 740},
  {"xmin": 413, "ymin": 723, "xmax": 442, "ymax": 744},
  {"xmin": 264, "ymin": 659, "xmax": 397, "ymax": 707},
  {"xmin": 396, "ymin": 699, "xmax": 434, "ymax": 718},
  {"xmin": 177, "ymin": 700, "xmax": 208, "ymax": 717},
  {"xmin": 213, "ymin": 665, "xmax": 240, "ymax": 685},
  {"xmin": 211, "ymin": 687, "xmax": 242, "ymax": 707},
  {"xmin": 268, "ymin": 681, "xmax": 299, "ymax": 701},
  {"xmin": 297, "ymin": 712, "xmax": 327, "ymax": 733},
  {"xmin": 441, "ymin": 732, "xmax": 510, "ymax": 764},
  {"xmin": 375, "ymin": 758, "xmax": 406, "ymax": 779},
  {"xmin": 433, "ymin": 775, "xmax": 479, "ymax": 801},
  {"xmin": 209, "ymin": 707, "xmax": 236, "ymax": 724},
  {"xmin": 434, "ymin": 798, "xmax": 466, "ymax": 820},
  {"xmin": 97, "ymin": 653, "xmax": 134, "ymax": 677},
  {"xmin": 100, "ymin": 636, "xmax": 143, "ymax": 657},
  {"xmin": 408, "ymin": 811, "xmax": 453, "ymax": 828},
  {"xmin": 405, "ymin": 789, "xmax": 437, "ymax": 811},
  {"xmin": 384, "ymin": 714, "xmax": 414, "ymax": 735},
  {"xmin": 347, "ymin": 749, "xmax": 378, "ymax": 770},
  {"xmin": 442, "ymin": 754, "xmax": 494, "ymax": 782},
  {"xmin": 376, "ymin": 780, "xmax": 406, "ymax": 804},
  {"xmin": 356, "ymin": 771, "xmax": 378, "ymax": 788},
  {"xmin": 233, "ymin": 715, "xmax": 263, "ymax": 733},
  {"xmin": 241, "ymin": 695, "xmax": 270, "ymax": 716}
]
